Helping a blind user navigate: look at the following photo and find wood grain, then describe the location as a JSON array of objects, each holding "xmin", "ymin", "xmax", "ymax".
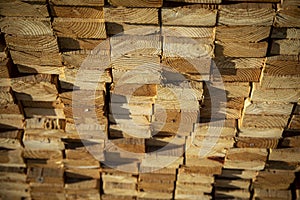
[
  {"xmin": 162, "ymin": 5, "xmax": 217, "ymax": 26},
  {"xmin": 53, "ymin": 18, "xmax": 106, "ymax": 39},
  {"xmin": 108, "ymin": 0, "xmax": 163, "ymax": 7},
  {"xmin": 104, "ymin": 7, "xmax": 159, "ymax": 25},
  {"xmin": 218, "ymin": 3, "xmax": 275, "ymax": 26}
]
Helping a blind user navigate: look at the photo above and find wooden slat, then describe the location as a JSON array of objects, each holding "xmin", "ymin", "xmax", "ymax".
[
  {"xmin": 53, "ymin": 18, "xmax": 106, "ymax": 39},
  {"xmin": 50, "ymin": 6, "xmax": 103, "ymax": 18},
  {"xmin": 50, "ymin": 0, "xmax": 104, "ymax": 6},
  {"xmin": 218, "ymin": 3, "xmax": 275, "ymax": 26},
  {"xmin": 162, "ymin": 5, "xmax": 217, "ymax": 26},
  {"xmin": 104, "ymin": 7, "xmax": 159, "ymax": 25},
  {"xmin": 108, "ymin": 0, "xmax": 163, "ymax": 7}
]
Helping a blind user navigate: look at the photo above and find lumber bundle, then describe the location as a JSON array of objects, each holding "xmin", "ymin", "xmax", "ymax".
[
  {"xmin": 0, "ymin": 0, "xmax": 62, "ymax": 75},
  {"xmin": 0, "ymin": 0, "xmax": 300, "ymax": 199}
]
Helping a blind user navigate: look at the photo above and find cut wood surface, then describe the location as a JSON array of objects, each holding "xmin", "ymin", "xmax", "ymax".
[
  {"xmin": 271, "ymin": 27, "xmax": 300, "ymax": 39},
  {"xmin": 0, "ymin": 18, "xmax": 53, "ymax": 36},
  {"xmin": 162, "ymin": 26, "xmax": 214, "ymax": 38},
  {"xmin": 162, "ymin": 5, "xmax": 217, "ymax": 26},
  {"xmin": 241, "ymin": 114, "xmax": 290, "ymax": 128},
  {"xmin": 251, "ymin": 83, "xmax": 300, "ymax": 103},
  {"xmin": 50, "ymin": 6, "xmax": 103, "ymax": 18},
  {"xmin": 224, "ymin": 148, "xmax": 268, "ymax": 170},
  {"xmin": 270, "ymin": 39, "xmax": 300, "ymax": 55},
  {"xmin": 104, "ymin": 7, "xmax": 159, "ymax": 24},
  {"xmin": 53, "ymin": 18, "xmax": 106, "ymax": 39},
  {"xmin": 218, "ymin": 3, "xmax": 275, "ymax": 26},
  {"xmin": 215, "ymin": 41, "xmax": 268, "ymax": 57},
  {"xmin": 50, "ymin": 0, "xmax": 104, "ymax": 6},
  {"xmin": 216, "ymin": 26, "xmax": 271, "ymax": 43},
  {"xmin": 108, "ymin": 0, "xmax": 163, "ymax": 7},
  {"xmin": 274, "ymin": 9, "xmax": 300, "ymax": 28},
  {"xmin": 0, "ymin": 1, "xmax": 49, "ymax": 17}
]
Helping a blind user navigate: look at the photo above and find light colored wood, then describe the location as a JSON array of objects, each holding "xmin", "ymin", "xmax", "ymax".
[
  {"xmin": 23, "ymin": 129, "xmax": 65, "ymax": 150},
  {"xmin": 210, "ymin": 82, "xmax": 250, "ymax": 98},
  {"xmin": 108, "ymin": 0, "xmax": 162, "ymax": 7},
  {"xmin": 218, "ymin": 3, "xmax": 275, "ymax": 26},
  {"xmin": 269, "ymin": 148, "xmax": 300, "ymax": 162},
  {"xmin": 224, "ymin": 148, "xmax": 268, "ymax": 170},
  {"xmin": 50, "ymin": 0, "xmax": 104, "ymax": 6},
  {"xmin": 242, "ymin": 114, "xmax": 290, "ymax": 128},
  {"xmin": 0, "ymin": 86, "xmax": 13, "ymax": 105},
  {"xmin": 162, "ymin": 5, "xmax": 217, "ymax": 26},
  {"xmin": 254, "ymin": 170, "xmax": 295, "ymax": 190},
  {"xmin": 23, "ymin": 149, "xmax": 62, "ymax": 160},
  {"xmin": 51, "ymin": 6, "xmax": 103, "ymax": 18},
  {"xmin": 9, "ymin": 50, "xmax": 62, "ymax": 67},
  {"xmin": 0, "ymin": 18, "xmax": 52, "ymax": 36},
  {"xmin": 215, "ymin": 41, "xmax": 268, "ymax": 57},
  {"xmin": 25, "ymin": 117, "xmax": 65, "ymax": 129},
  {"xmin": 254, "ymin": 188, "xmax": 292, "ymax": 200},
  {"xmin": 251, "ymin": 83, "xmax": 300, "ymax": 103},
  {"xmin": 162, "ymin": 57, "xmax": 211, "ymax": 81},
  {"xmin": 162, "ymin": 26, "xmax": 214, "ymax": 38},
  {"xmin": 238, "ymin": 127, "xmax": 283, "ymax": 138},
  {"xmin": 260, "ymin": 75, "xmax": 300, "ymax": 88},
  {"xmin": 53, "ymin": 18, "xmax": 106, "ymax": 39},
  {"xmin": 216, "ymin": 26, "xmax": 270, "ymax": 42},
  {"xmin": 244, "ymin": 100, "xmax": 293, "ymax": 115},
  {"xmin": 270, "ymin": 39, "xmax": 300, "ymax": 55},
  {"xmin": 236, "ymin": 137, "xmax": 278, "ymax": 148},
  {"xmin": 110, "ymin": 35, "xmax": 161, "ymax": 58},
  {"xmin": 0, "ymin": 130, "xmax": 22, "ymax": 149},
  {"xmin": 215, "ymin": 179, "xmax": 250, "ymax": 189},
  {"xmin": 215, "ymin": 189, "xmax": 250, "ymax": 199},
  {"xmin": 0, "ymin": 0, "xmax": 48, "ymax": 17},
  {"xmin": 274, "ymin": 9, "xmax": 300, "ymax": 27},
  {"xmin": 5, "ymin": 34, "xmax": 59, "ymax": 54},
  {"xmin": 163, "ymin": 37, "xmax": 213, "ymax": 58},
  {"xmin": 104, "ymin": 7, "xmax": 159, "ymax": 25}
]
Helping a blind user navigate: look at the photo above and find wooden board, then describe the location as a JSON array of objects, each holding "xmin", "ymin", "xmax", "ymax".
[
  {"xmin": 215, "ymin": 41, "xmax": 268, "ymax": 57},
  {"xmin": 53, "ymin": 18, "xmax": 106, "ymax": 39},
  {"xmin": 104, "ymin": 7, "xmax": 159, "ymax": 25},
  {"xmin": 108, "ymin": 0, "xmax": 163, "ymax": 7},
  {"xmin": 0, "ymin": 1, "xmax": 48, "ymax": 17},
  {"xmin": 50, "ymin": 0, "xmax": 104, "ymax": 6},
  {"xmin": 216, "ymin": 26, "xmax": 271, "ymax": 43},
  {"xmin": 0, "ymin": 18, "xmax": 53, "ymax": 36},
  {"xmin": 224, "ymin": 148, "xmax": 268, "ymax": 170},
  {"xmin": 50, "ymin": 6, "xmax": 103, "ymax": 18},
  {"xmin": 218, "ymin": 3, "xmax": 275, "ymax": 26},
  {"xmin": 162, "ymin": 5, "xmax": 217, "ymax": 27}
]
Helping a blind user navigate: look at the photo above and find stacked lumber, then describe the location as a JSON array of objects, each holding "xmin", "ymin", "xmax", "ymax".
[
  {"xmin": 0, "ymin": 33, "xmax": 28, "ymax": 199},
  {"xmin": 102, "ymin": 167, "xmax": 138, "ymax": 198},
  {"xmin": 1, "ymin": 0, "xmax": 300, "ymax": 199},
  {"xmin": 64, "ymin": 145, "xmax": 101, "ymax": 199},
  {"xmin": 0, "ymin": 0, "xmax": 62, "ymax": 75}
]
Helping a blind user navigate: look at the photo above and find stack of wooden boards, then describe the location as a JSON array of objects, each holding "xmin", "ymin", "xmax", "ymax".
[{"xmin": 0, "ymin": 0, "xmax": 299, "ymax": 199}]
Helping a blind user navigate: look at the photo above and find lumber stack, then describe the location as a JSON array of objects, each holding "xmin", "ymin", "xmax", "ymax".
[
  {"xmin": 0, "ymin": 0, "xmax": 62, "ymax": 75},
  {"xmin": 0, "ymin": 0, "xmax": 300, "ymax": 199}
]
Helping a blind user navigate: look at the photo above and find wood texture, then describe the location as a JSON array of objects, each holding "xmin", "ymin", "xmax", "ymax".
[
  {"xmin": 53, "ymin": 18, "xmax": 106, "ymax": 39},
  {"xmin": 162, "ymin": 5, "xmax": 217, "ymax": 26},
  {"xmin": 108, "ymin": 0, "xmax": 163, "ymax": 7},
  {"xmin": 104, "ymin": 7, "xmax": 159, "ymax": 24}
]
